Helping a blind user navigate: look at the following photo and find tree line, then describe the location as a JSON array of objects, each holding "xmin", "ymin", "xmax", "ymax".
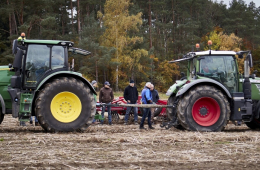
[{"xmin": 1, "ymin": 0, "xmax": 260, "ymax": 91}]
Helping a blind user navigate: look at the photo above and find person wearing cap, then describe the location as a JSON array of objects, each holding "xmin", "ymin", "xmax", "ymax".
[
  {"xmin": 140, "ymin": 82, "xmax": 154, "ymax": 130},
  {"xmin": 123, "ymin": 80, "xmax": 139, "ymax": 125},
  {"xmin": 18, "ymin": 32, "xmax": 26, "ymax": 41},
  {"xmin": 99, "ymin": 81, "xmax": 114, "ymax": 125}
]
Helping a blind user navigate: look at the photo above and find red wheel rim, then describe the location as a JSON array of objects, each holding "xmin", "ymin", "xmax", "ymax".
[{"xmin": 192, "ymin": 97, "xmax": 220, "ymax": 126}]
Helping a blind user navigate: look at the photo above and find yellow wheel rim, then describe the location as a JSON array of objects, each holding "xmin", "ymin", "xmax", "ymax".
[{"xmin": 50, "ymin": 92, "xmax": 82, "ymax": 123}]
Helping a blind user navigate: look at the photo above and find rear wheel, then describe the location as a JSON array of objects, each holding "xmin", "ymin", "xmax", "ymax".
[
  {"xmin": 177, "ymin": 85, "xmax": 230, "ymax": 132},
  {"xmin": 35, "ymin": 77, "xmax": 96, "ymax": 132},
  {"xmin": 0, "ymin": 109, "xmax": 4, "ymax": 125}
]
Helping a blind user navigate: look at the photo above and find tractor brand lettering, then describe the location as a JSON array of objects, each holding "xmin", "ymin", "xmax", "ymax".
[
  {"xmin": 239, "ymin": 79, "xmax": 260, "ymax": 83},
  {"xmin": 250, "ymin": 80, "xmax": 260, "ymax": 83},
  {"xmin": 256, "ymin": 84, "xmax": 260, "ymax": 92}
]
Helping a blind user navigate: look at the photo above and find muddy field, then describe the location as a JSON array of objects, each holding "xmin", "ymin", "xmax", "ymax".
[{"xmin": 0, "ymin": 115, "xmax": 260, "ymax": 170}]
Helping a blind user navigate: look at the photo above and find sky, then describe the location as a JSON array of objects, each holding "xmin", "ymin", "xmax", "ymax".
[{"xmin": 217, "ymin": 0, "xmax": 260, "ymax": 7}]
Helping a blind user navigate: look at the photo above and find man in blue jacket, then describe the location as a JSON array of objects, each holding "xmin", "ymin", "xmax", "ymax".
[
  {"xmin": 124, "ymin": 80, "xmax": 139, "ymax": 125},
  {"xmin": 140, "ymin": 82, "xmax": 155, "ymax": 130}
]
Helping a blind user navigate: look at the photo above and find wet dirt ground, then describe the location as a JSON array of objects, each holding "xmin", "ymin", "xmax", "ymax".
[{"xmin": 0, "ymin": 115, "xmax": 260, "ymax": 170}]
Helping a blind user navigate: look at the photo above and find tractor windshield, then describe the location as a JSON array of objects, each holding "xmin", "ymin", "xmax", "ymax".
[
  {"xmin": 24, "ymin": 45, "xmax": 65, "ymax": 88},
  {"xmin": 199, "ymin": 55, "xmax": 238, "ymax": 92}
]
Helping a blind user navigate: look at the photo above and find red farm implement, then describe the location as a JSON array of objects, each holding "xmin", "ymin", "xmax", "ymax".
[{"xmin": 96, "ymin": 96, "xmax": 168, "ymax": 123}]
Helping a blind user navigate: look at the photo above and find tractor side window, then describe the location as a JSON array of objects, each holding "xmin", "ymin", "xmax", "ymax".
[
  {"xmin": 224, "ymin": 57, "xmax": 238, "ymax": 92},
  {"xmin": 51, "ymin": 46, "xmax": 65, "ymax": 69},
  {"xmin": 24, "ymin": 44, "xmax": 50, "ymax": 87}
]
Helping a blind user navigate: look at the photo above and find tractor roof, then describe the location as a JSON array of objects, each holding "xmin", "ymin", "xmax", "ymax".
[
  {"xmin": 190, "ymin": 50, "xmax": 237, "ymax": 56},
  {"xmin": 23, "ymin": 39, "xmax": 74, "ymax": 47},
  {"xmin": 169, "ymin": 50, "xmax": 237, "ymax": 63}
]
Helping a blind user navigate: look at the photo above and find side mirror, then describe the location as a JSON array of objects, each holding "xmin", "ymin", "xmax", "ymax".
[
  {"xmin": 13, "ymin": 50, "xmax": 23, "ymax": 71},
  {"xmin": 12, "ymin": 40, "xmax": 18, "ymax": 54},
  {"xmin": 247, "ymin": 54, "xmax": 253, "ymax": 68}
]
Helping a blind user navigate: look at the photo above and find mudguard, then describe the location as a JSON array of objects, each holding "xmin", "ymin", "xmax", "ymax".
[
  {"xmin": 36, "ymin": 71, "xmax": 96, "ymax": 94},
  {"xmin": 166, "ymin": 79, "xmax": 188, "ymax": 96},
  {"xmin": 0, "ymin": 94, "xmax": 5, "ymax": 114},
  {"xmin": 176, "ymin": 79, "xmax": 232, "ymax": 98}
]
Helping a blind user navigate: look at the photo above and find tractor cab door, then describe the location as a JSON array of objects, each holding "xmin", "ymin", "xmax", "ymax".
[
  {"xmin": 23, "ymin": 44, "xmax": 65, "ymax": 88},
  {"xmin": 199, "ymin": 55, "xmax": 239, "ymax": 92}
]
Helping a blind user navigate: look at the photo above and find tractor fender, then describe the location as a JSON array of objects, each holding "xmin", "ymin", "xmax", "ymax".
[
  {"xmin": 176, "ymin": 79, "xmax": 232, "ymax": 98},
  {"xmin": 0, "ymin": 94, "xmax": 5, "ymax": 114},
  {"xmin": 36, "ymin": 71, "xmax": 97, "ymax": 95}
]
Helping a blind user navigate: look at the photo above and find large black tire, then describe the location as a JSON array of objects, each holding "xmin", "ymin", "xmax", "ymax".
[
  {"xmin": 177, "ymin": 85, "xmax": 230, "ymax": 132},
  {"xmin": 35, "ymin": 77, "xmax": 96, "ymax": 132},
  {"xmin": 166, "ymin": 94, "xmax": 184, "ymax": 130},
  {"xmin": 245, "ymin": 118, "xmax": 260, "ymax": 129},
  {"xmin": 0, "ymin": 109, "xmax": 4, "ymax": 125},
  {"xmin": 166, "ymin": 95, "xmax": 176, "ymax": 120},
  {"xmin": 153, "ymin": 107, "xmax": 163, "ymax": 117}
]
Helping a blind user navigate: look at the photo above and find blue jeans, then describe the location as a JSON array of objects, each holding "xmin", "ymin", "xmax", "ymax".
[
  {"xmin": 101, "ymin": 103, "xmax": 112, "ymax": 124},
  {"xmin": 140, "ymin": 108, "xmax": 152, "ymax": 127},
  {"xmin": 30, "ymin": 116, "xmax": 38, "ymax": 123},
  {"xmin": 124, "ymin": 102, "xmax": 138, "ymax": 122}
]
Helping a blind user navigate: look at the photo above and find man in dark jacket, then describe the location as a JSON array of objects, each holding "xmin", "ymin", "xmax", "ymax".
[
  {"xmin": 99, "ymin": 81, "xmax": 114, "ymax": 125},
  {"xmin": 123, "ymin": 80, "xmax": 139, "ymax": 125},
  {"xmin": 150, "ymin": 84, "xmax": 159, "ymax": 123}
]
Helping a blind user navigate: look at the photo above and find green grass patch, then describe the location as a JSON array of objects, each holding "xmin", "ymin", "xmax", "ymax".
[
  {"xmin": 0, "ymin": 138, "xmax": 4, "ymax": 141},
  {"xmin": 214, "ymin": 141, "xmax": 232, "ymax": 145}
]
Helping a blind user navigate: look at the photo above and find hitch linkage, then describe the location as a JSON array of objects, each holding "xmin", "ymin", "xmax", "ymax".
[{"xmin": 160, "ymin": 97, "xmax": 179, "ymax": 129}]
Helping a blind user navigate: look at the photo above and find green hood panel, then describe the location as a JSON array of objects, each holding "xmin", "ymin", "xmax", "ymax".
[
  {"xmin": 166, "ymin": 79, "xmax": 188, "ymax": 96},
  {"xmin": 0, "ymin": 66, "xmax": 14, "ymax": 110}
]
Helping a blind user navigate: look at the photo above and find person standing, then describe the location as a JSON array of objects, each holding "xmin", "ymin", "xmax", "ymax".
[
  {"xmin": 99, "ymin": 81, "xmax": 114, "ymax": 125},
  {"xmin": 91, "ymin": 80, "xmax": 99, "ymax": 124},
  {"xmin": 123, "ymin": 80, "xmax": 139, "ymax": 125},
  {"xmin": 150, "ymin": 84, "xmax": 159, "ymax": 124},
  {"xmin": 140, "ymin": 82, "xmax": 154, "ymax": 130}
]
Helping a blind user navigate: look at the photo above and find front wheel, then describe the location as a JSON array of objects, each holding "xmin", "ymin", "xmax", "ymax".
[
  {"xmin": 177, "ymin": 85, "xmax": 230, "ymax": 132},
  {"xmin": 35, "ymin": 77, "xmax": 96, "ymax": 132}
]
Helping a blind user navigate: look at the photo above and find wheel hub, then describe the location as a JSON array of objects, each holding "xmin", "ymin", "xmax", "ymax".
[
  {"xmin": 51, "ymin": 92, "xmax": 82, "ymax": 123},
  {"xmin": 199, "ymin": 107, "xmax": 208, "ymax": 116},
  {"xmin": 192, "ymin": 97, "xmax": 220, "ymax": 126}
]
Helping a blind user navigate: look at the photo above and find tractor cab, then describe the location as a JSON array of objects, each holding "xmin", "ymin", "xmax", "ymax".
[
  {"xmin": 11, "ymin": 38, "xmax": 90, "ymax": 89},
  {"xmin": 196, "ymin": 52, "xmax": 239, "ymax": 93}
]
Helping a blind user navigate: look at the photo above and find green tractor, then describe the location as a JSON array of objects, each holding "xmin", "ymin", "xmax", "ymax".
[
  {"xmin": 165, "ymin": 44, "xmax": 260, "ymax": 131},
  {"xmin": 0, "ymin": 38, "xmax": 96, "ymax": 132}
]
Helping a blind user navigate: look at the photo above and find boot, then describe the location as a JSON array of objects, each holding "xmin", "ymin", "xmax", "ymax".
[
  {"xmin": 139, "ymin": 126, "xmax": 146, "ymax": 130},
  {"xmin": 149, "ymin": 126, "xmax": 155, "ymax": 129}
]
